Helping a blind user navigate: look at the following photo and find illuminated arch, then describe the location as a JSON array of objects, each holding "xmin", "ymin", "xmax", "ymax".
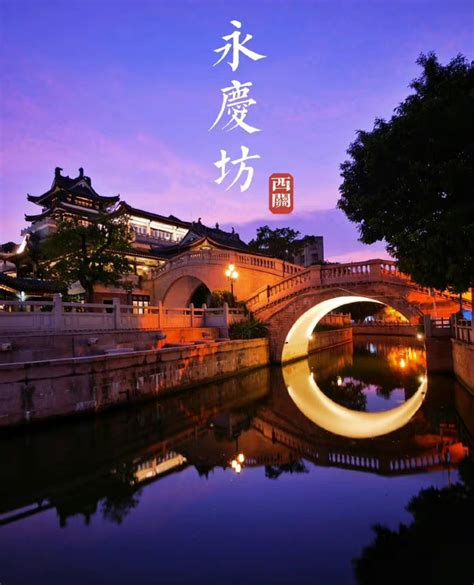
[
  {"xmin": 281, "ymin": 295, "xmax": 385, "ymax": 363},
  {"xmin": 283, "ymin": 359, "xmax": 427, "ymax": 439}
]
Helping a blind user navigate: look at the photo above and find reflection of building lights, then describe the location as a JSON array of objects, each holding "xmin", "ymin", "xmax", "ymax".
[
  {"xmin": 418, "ymin": 375, "xmax": 426, "ymax": 383},
  {"xmin": 336, "ymin": 376, "xmax": 343, "ymax": 387},
  {"xmin": 416, "ymin": 333, "xmax": 424, "ymax": 340},
  {"xmin": 230, "ymin": 453, "xmax": 246, "ymax": 474},
  {"xmin": 399, "ymin": 358, "xmax": 406, "ymax": 369}
]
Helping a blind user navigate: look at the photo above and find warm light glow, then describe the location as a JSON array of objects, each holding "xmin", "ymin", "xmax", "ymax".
[
  {"xmin": 283, "ymin": 359, "xmax": 427, "ymax": 439},
  {"xmin": 237, "ymin": 453, "xmax": 245, "ymax": 463},
  {"xmin": 399, "ymin": 358, "xmax": 406, "ymax": 369},
  {"xmin": 231, "ymin": 459, "xmax": 238, "ymax": 469},
  {"xmin": 416, "ymin": 333, "xmax": 424, "ymax": 340},
  {"xmin": 282, "ymin": 295, "xmax": 384, "ymax": 363},
  {"xmin": 16, "ymin": 235, "xmax": 28, "ymax": 255},
  {"xmin": 235, "ymin": 464, "xmax": 242, "ymax": 473},
  {"xmin": 336, "ymin": 376, "xmax": 343, "ymax": 387},
  {"xmin": 225, "ymin": 264, "xmax": 239, "ymax": 280}
]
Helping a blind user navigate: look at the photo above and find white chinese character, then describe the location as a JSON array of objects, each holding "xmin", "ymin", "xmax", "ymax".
[
  {"xmin": 272, "ymin": 192, "xmax": 292, "ymax": 207},
  {"xmin": 213, "ymin": 20, "xmax": 266, "ymax": 72},
  {"xmin": 209, "ymin": 80, "xmax": 260, "ymax": 134},
  {"xmin": 214, "ymin": 146, "xmax": 261, "ymax": 192},
  {"xmin": 272, "ymin": 177, "xmax": 291, "ymax": 191}
]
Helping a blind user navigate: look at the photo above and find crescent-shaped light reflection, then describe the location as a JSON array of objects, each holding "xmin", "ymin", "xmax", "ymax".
[{"xmin": 283, "ymin": 359, "xmax": 427, "ymax": 439}]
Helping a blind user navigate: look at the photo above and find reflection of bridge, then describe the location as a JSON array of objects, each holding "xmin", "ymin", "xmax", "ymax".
[
  {"xmin": 1, "ymin": 363, "xmax": 470, "ymax": 529},
  {"xmin": 252, "ymin": 413, "xmax": 466, "ymax": 476}
]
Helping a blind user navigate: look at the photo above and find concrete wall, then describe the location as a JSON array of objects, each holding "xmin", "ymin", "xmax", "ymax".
[
  {"xmin": 452, "ymin": 339, "xmax": 474, "ymax": 393},
  {"xmin": 353, "ymin": 324, "xmax": 417, "ymax": 337},
  {"xmin": 309, "ymin": 327, "xmax": 352, "ymax": 354},
  {"xmin": 425, "ymin": 337, "xmax": 454, "ymax": 374},
  {"xmin": 0, "ymin": 327, "xmax": 221, "ymax": 364},
  {"xmin": 0, "ymin": 338, "xmax": 270, "ymax": 428}
]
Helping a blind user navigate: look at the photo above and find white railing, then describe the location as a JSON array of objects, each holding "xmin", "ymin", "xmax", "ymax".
[
  {"xmin": 150, "ymin": 248, "xmax": 304, "ymax": 279},
  {"xmin": 0, "ymin": 297, "xmax": 245, "ymax": 333},
  {"xmin": 245, "ymin": 259, "xmax": 473, "ymax": 314}
]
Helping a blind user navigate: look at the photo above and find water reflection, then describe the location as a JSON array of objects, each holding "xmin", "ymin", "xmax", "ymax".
[
  {"xmin": 0, "ymin": 336, "xmax": 472, "ymax": 585},
  {"xmin": 311, "ymin": 336, "xmax": 427, "ymax": 412}
]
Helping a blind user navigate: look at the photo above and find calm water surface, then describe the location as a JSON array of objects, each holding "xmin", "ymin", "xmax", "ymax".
[{"xmin": 0, "ymin": 336, "xmax": 473, "ymax": 585}]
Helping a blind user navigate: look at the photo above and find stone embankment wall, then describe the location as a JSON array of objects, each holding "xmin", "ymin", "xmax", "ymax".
[
  {"xmin": 308, "ymin": 328, "xmax": 352, "ymax": 354},
  {"xmin": 0, "ymin": 327, "xmax": 221, "ymax": 364},
  {"xmin": 452, "ymin": 339, "xmax": 474, "ymax": 393},
  {"xmin": 0, "ymin": 338, "xmax": 269, "ymax": 428},
  {"xmin": 352, "ymin": 324, "xmax": 417, "ymax": 337}
]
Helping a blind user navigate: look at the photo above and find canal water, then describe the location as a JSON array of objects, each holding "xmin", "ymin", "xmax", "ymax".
[{"xmin": 0, "ymin": 335, "xmax": 473, "ymax": 585}]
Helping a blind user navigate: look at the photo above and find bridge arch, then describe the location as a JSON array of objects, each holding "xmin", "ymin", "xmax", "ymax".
[
  {"xmin": 282, "ymin": 295, "xmax": 384, "ymax": 363},
  {"xmin": 265, "ymin": 288, "xmax": 422, "ymax": 363},
  {"xmin": 162, "ymin": 275, "xmax": 211, "ymax": 308}
]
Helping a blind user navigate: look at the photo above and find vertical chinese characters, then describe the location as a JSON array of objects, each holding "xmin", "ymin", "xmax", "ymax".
[
  {"xmin": 269, "ymin": 173, "xmax": 294, "ymax": 214},
  {"xmin": 211, "ymin": 20, "xmax": 266, "ymax": 192}
]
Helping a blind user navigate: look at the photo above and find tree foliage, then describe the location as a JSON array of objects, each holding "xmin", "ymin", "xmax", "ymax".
[
  {"xmin": 41, "ymin": 214, "xmax": 134, "ymax": 302},
  {"xmin": 338, "ymin": 53, "xmax": 474, "ymax": 291},
  {"xmin": 229, "ymin": 317, "xmax": 268, "ymax": 339},
  {"xmin": 248, "ymin": 225, "xmax": 320, "ymax": 263},
  {"xmin": 354, "ymin": 458, "xmax": 474, "ymax": 585}
]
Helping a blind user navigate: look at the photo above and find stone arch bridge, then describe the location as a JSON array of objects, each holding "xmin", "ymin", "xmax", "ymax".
[
  {"xmin": 246, "ymin": 260, "xmax": 466, "ymax": 362},
  {"xmin": 149, "ymin": 251, "xmax": 466, "ymax": 363},
  {"xmin": 148, "ymin": 248, "xmax": 303, "ymax": 307}
]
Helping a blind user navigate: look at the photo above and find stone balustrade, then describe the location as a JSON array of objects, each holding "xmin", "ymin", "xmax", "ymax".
[
  {"xmin": 151, "ymin": 248, "xmax": 304, "ymax": 279},
  {"xmin": 0, "ymin": 296, "xmax": 245, "ymax": 333}
]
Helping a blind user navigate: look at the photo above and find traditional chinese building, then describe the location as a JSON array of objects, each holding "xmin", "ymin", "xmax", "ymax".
[{"xmin": 1, "ymin": 167, "xmax": 250, "ymax": 304}]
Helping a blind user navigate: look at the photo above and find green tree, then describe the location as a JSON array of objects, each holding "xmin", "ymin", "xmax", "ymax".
[
  {"xmin": 338, "ymin": 53, "xmax": 474, "ymax": 295},
  {"xmin": 42, "ymin": 214, "xmax": 134, "ymax": 302},
  {"xmin": 248, "ymin": 225, "xmax": 301, "ymax": 261},
  {"xmin": 354, "ymin": 458, "xmax": 474, "ymax": 585}
]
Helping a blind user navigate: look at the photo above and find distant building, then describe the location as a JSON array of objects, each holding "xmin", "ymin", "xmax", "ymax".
[{"xmin": 293, "ymin": 236, "xmax": 324, "ymax": 267}]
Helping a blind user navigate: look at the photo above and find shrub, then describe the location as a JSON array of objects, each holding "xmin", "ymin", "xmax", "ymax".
[{"xmin": 229, "ymin": 317, "xmax": 268, "ymax": 340}]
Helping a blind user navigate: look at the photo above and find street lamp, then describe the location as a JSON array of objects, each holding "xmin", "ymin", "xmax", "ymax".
[{"xmin": 225, "ymin": 263, "xmax": 239, "ymax": 303}]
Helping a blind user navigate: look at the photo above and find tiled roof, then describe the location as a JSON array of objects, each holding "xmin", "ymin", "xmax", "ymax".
[
  {"xmin": 27, "ymin": 168, "xmax": 119, "ymax": 205},
  {"xmin": 0, "ymin": 273, "xmax": 65, "ymax": 294}
]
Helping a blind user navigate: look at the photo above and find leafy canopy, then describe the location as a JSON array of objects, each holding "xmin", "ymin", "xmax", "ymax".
[
  {"xmin": 338, "ymin": 53, "xmax": 474, "ymax": 291},
  {"xmin": 248, "ymin": 225, "xmax": 319, "ymax": 263},
  {"xmin": 41, "ymin": 214, "xmax": 134, "ymax": 301}
]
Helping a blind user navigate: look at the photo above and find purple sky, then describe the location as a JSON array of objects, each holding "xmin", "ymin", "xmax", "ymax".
[{"xmin": 1, "ymin": 0, "xmax": 473, "ymax": 261}]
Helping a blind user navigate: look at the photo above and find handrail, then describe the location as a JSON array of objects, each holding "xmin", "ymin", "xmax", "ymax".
[
  {"xmin": 150, "ymin": 248, "xmax": 304, "ymax": 278},
  {"xmin": 245, "ymin": 259, "xmax": 473, "ymax": 314}
]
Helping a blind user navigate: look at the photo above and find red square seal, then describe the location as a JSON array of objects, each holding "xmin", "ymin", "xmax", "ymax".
[{"xmin": 269, "ymin": 173, "xmax": 294, "ymax": 214}]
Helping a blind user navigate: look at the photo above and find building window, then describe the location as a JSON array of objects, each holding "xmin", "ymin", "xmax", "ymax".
[
  {"xmin": 132, "ymin": 224, "xmax": 147, "ymax": 235},
  {"xmin": 132, "ymin": 294, "xmax": 150, "ymax": 314}
]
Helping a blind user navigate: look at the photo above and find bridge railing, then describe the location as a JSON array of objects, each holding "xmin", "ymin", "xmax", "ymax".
[
  {"xmin": 150, "ymin": 248, "xmax": 304, "ymax": 279},
  {"xmin": 0, "ymin": 297, "xmax": 245, "ymax": 333},
  {"xmin": 246, "ymin": 259, "xmax": 398, "ymax": 311},
  {"xmin": 453, "ymin": 319, "xmax": 473, "ymax": 344}
]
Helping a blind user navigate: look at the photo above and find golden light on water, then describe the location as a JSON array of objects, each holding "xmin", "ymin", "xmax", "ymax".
[{"xmin": 283, "ymin": 360, "xmax": 427, "ymax": 439}]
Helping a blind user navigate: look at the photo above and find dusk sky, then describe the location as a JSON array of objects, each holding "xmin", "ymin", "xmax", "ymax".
[{"xmin": 1, "ymin": 0, "xmax": 473, "ymax": 261}]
